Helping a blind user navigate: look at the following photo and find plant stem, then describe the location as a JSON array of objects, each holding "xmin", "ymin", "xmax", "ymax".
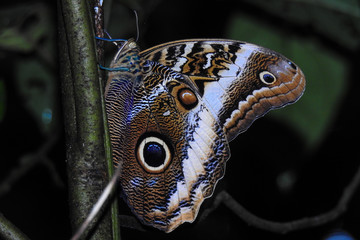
[
  {"xmin": 0, "ymin": 213, "xmax": 30, "ymax": 240},
  {"xmin": 58, "ymin": 0, "xmax": 113, "ymax": 238}
]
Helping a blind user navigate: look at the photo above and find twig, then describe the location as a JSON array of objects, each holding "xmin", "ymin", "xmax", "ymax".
[
  {"xmin": 70, "ymin": 166, "xmax": 120, "ymax": 240},
  {"xmin": 0, "ymin": 133, "xmax": 61, "ymax": 198},
  {"xmin": 0, "ymin": 213, "xmax": 30, "ymax": 240},
  {"xmin": 202, "ymin": 162, "xmax": 360, "ymax": 234}
]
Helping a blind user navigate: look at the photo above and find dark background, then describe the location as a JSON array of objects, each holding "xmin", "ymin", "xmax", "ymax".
[{"xmin": 0, "ymin": 0, "xmax": 359, "ymax": 239}]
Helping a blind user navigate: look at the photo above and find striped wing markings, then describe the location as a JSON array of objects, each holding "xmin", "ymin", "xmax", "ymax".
[
  {"xmin": 163, "ymin": 85, "xmax": 229, "ymax": 231},
  {"xmin": 140, "ymin": 40, "xmax": 247, "ymax": 230},
  {"xmin": 141, "ymin": 39, "xmax": 259, "ymax": 121}
]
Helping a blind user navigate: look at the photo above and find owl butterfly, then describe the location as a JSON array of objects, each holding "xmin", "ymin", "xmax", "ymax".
[{"xmin": 105, "ymin": 39, "xmax": 305, "ymax": 233}]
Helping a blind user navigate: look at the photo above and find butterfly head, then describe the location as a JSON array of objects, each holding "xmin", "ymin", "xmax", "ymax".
[
  {"xmin": 109, "ymin": 39, "xmax": 141, "ymax": 73},
  {"xmin": 106, "ymin": 39, "xmax": 143, "ymax": 95}
]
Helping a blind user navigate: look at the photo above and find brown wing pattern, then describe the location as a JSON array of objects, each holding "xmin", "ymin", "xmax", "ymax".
[
  {"xmin": 141, "ymin": 39, "xmax": 305, "ymax": 141},
  {"xmin": 106, "ymin": 39, "xmax": 305, "ymax": 232}
]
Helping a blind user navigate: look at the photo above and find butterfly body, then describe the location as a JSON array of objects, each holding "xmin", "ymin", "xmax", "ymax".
[{"xmin": 105, "ymin": 39, "xmax": 305, "ymax": 232}]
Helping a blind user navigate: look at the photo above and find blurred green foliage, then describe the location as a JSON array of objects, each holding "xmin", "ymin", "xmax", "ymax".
[
  {"xmin": 0, "ymin": 3, "xmax": 57, "ymax": 136},
  {"xmin": 225, "ymin": 0, "xmax": 359, "ymax": 149},
  {"xmin": 0, "ymin": 3, "xmax": 53, "ymax": 53},
  {"xmin": 227, "ymin": 15, "xmax": 347, "ymax": 149},
  {"xmin": 238, "ymin": 0, "xmax": 360, "ymax": 50},
  {"xmin": 15, "ymin": 59, "xmax": 57, "ymax": 136}
]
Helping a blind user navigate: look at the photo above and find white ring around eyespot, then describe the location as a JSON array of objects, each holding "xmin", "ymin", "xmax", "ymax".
[
  {"xmin": 137, "ymin": 136, "xmax": 171, "ymax": 173},
  {"xmin": 259, "ymin": 71, "xmax": 277, "ymax": 85}
]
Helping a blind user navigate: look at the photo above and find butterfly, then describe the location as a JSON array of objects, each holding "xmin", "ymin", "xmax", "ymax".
[{"xmin": 104, "ymin": 38, "xmax": 305, "ymax": 233}]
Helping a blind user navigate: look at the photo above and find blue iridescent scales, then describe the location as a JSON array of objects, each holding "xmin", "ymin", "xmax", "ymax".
[{"xmin": 105, "ymin": 39, "xmax": 305, "ymax": 232}]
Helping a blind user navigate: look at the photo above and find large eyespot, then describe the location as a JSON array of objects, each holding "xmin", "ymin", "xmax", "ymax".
[
  {"xmin": 178, "ymin": 88, "xmax": 198, "ymax": 110},
  {"xmin": 137, "ymin": 135, "xmax": 171, "ymax": 173},
  {"xmin": 259, "ymin": 71, "xmax": 277, "ymax": 85}
]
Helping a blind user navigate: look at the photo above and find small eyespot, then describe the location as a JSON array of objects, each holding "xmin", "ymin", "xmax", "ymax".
[
  {"xmin": 259, "ymin": 71, "xmax": 276, "ymax": 85},
  {"xmin": 288, "ymin": 61, "xmax": 297, "ymax": 70},
  {"xmin": 137, "ymin": 136, "xmax": 171, "ymax": 173},
  {"xmin": 178, "ymin": 88, "xmax": 198, "ymax": 110}
]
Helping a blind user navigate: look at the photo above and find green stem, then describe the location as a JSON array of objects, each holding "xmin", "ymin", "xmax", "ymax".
[
  {"xmin": 58, "ymin": 0, "xmax": 113, "ymax": 239},
  {"xmin": 0, "ymin": 213, "xmax": 30, "ymax": 240}
]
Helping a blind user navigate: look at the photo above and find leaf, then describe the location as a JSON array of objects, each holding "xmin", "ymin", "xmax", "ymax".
[
  {"xmin": 14, "ymin": 59, "xmax": 57, "ymax": 136},
  {"xmin": 238, "ymin": 0, "xmax": 360, "ymax": 50},
  {"xmin": 0, "ymin": 3, "xmax": 54, "ymax": 53},
  {"xmin": 226, "ymin": 14, "xmax": 347, "ymax": 149}
]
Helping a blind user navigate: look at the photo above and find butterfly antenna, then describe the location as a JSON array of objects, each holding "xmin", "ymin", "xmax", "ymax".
[
  {"xmin": 104, "ymin": 29, "xmax": 120, "ymax": 47},
  {"xmin": 133, "ymin": 10, "xmax": 140, "ymax": 42},
  {"xmin": 104, "ymin": 29, "xmax": 113, "ymax": 40}
]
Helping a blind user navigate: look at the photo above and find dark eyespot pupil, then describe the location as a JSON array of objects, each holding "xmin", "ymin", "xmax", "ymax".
[
  {"xmin": 263, "ymin": 74, "xmax": 275, "ymax": 83},
  {"xmin": 143, "ymin": 142, "xmax": 165, "ymax": 167},
  {"xmin": 288, "ymin": 61, "xmax": 297, "ymax": 70}
]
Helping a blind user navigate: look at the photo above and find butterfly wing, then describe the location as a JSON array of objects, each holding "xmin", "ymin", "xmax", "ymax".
[
  {"xmin": 106, "ymin": 39, "xmax": 305, "ymax": 233},
  {"xmin": 106, "ymin": 42, "xmax": 230, "ymax": 232},
  {"xmin": 141, "ymin": 39, "xmax": 305, "ymax": 141}
]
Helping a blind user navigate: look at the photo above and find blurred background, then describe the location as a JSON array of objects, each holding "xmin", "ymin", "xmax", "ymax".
[{"xmin": 0, "ymin": 0, "xmax": 359, "ymax": 239}]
